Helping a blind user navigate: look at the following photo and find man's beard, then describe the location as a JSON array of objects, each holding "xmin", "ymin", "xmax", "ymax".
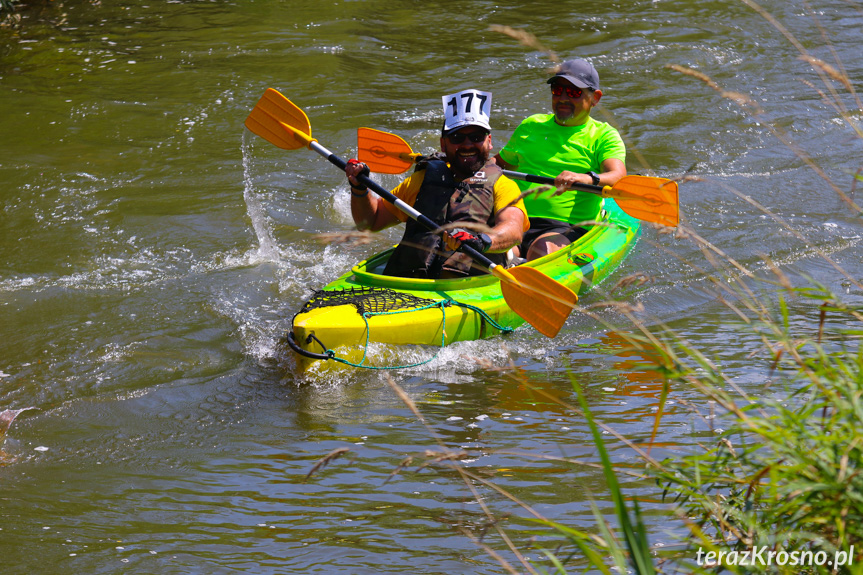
[
  {"xmin": 447, "ymin": 149, "xmax": 489, "ymax": 177},
  {"xmin": 553, "ymin": 98, "xmax": 579, "ymax": 124},
  {"xmin": 554, "ymin": 105, "xmax": 575, "ymax": 124}
]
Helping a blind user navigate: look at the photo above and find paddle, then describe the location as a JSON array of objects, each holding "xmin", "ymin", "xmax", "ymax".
[
  {"xmin": 357, "ymin": 127, "xmax": 680, "ymax": 227},
  {"xmin": 245, "ymin": 88, "xmax": 578, "ymax": 338}
]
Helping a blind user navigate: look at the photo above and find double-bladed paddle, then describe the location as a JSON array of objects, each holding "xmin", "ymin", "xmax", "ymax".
[
  {"xmin": 357, "ymin": 127, "xmax": 680, "ymax": 228},
  {"xmin": 244, "ymin": 88, "xmax": 578, "ymax": 338}
]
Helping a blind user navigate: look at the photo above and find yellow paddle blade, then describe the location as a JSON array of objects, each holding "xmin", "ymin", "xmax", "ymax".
[
  {"xmin": 493, "ymin": 266, "xmax": 578, "ymax": 338},
  {"xmin": 245, "ymin": 88, "xmax": 313, "ymax": 150},
  {"xmin": 357, "ymin": 127, "xmax": 417, "ymax": 174},
  {"xmin": 605, "ymin": 176, "xmax": 680, "ymax": 227}
]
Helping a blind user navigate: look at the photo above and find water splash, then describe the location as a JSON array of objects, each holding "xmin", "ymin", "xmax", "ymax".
[
  {"xmin": 1, "ymin": 408, "xmax": 39, "ymax": 462},
  {"xmin": 241, "ymin": 136, "xmax": 282, "ymax": 264},
  {"xmin": 0, "ymin": 408, "xmax": 38, "ymax": 437}
]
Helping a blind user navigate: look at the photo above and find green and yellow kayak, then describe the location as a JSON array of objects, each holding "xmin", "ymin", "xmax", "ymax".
[{"xmin": 287, "ymin": 199, "xmax": 640, "ymax": 368}]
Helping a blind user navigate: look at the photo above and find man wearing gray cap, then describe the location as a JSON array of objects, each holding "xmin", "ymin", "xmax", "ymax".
[
  {"xmin": 495, "ymin": 58, "xmax": 627, "ymax": 261},
  {"xmin": 346, "ymin": 89, "xmax": 528, "ymax": 279}
]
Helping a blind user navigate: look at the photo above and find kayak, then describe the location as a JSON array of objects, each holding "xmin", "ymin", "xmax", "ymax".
[
  {"xmin": 243, "ymin": 91, "xmax": 674, "ymax": 369},
  {"xmin": 287, "ymin": 199, "xmax": 640, "ymax": 368}
]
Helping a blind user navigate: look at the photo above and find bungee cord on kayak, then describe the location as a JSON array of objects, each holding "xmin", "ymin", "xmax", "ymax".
[{"xmin": 286, "ymin": 286, "xmax": 514, "ymax": 370}]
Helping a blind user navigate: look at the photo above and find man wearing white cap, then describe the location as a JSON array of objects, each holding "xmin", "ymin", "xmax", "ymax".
[
  {"xmin": 345, "ymin": 89, "xmax": 528, "ymax": 279},
  {"xmin": 495, "ymin": 58, "xmax": 627, "ymax": 260}
]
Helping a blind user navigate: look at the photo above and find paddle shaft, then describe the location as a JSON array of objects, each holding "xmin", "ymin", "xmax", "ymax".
[
  {"xmin": 501, "ymin": 169, "xmax": 609, "ymax": 197},
  {"xmin": 308, "ymin": 140, "xmax": 498, "ymax": 272}
]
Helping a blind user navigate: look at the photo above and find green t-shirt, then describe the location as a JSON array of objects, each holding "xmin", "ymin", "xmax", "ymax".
[{"xmin": 499, "ymin": 114, "xmax": 626, "ymax": 224}]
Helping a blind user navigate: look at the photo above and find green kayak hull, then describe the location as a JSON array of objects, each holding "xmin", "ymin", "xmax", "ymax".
[{"xmin": 289, "ymin": 200, "xmax": 640, "ymax": 366}]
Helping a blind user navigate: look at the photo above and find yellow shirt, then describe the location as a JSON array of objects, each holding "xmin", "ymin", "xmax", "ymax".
[{"xmin": 382, "ymin": 170, "xmax": 530, "ymax": 231}]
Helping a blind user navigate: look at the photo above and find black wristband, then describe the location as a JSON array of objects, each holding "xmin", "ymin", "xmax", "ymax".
[{"xmin": 350, "ymin": 187, "xmax": 369, "ymax": 197}]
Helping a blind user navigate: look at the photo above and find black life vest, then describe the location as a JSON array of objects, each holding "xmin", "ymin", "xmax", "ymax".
[{"xmin": 383, "ymin": 157, "xmax": 507, "ymax": 279}]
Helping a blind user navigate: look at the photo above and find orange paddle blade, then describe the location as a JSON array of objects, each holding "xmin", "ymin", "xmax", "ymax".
[
  {"xmin": 245, "ymin": 88, "xmax": 313, "ymax": 150},
  {"xmin": 494, "ymin": 266, "xmax": 578, "ymax": 338},
  {"xmin": 605, "ymin": 176, "xmax": 679, "ymax": 227},
  {"xmin": 357, "ymin": 127, "xmax": 417, "ymax": 174}
]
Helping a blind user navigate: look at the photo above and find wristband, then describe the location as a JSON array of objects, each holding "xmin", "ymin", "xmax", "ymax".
[{"xmin": 350, "ymin": 187, "xmax": 369, "ymax": 197}]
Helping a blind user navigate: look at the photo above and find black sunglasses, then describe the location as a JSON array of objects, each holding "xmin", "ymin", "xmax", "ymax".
[{"xmin": 446, "ymin": 131, "xmax": 489, "ymax": 144}]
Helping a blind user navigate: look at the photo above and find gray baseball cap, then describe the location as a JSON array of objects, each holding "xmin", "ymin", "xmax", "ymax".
[{"xmin": 547, "ymin": 58, "xmax": 600, "ymax": 90}]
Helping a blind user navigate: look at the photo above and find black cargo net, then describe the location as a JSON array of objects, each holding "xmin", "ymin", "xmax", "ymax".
[{"xmin": 298, "ymin": 286, "xmax": 440, "ymax": 317}]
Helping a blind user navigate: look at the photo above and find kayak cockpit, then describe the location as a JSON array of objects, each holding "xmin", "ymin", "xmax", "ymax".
[{"xmin": 350, "ymin": 247, "xmax": 500, "ymax": 291}]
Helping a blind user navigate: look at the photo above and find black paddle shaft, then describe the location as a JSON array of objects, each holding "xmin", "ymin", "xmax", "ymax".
[{"xmin": 501, "ymin": 169, "xmax": 605, "ymax": 195}]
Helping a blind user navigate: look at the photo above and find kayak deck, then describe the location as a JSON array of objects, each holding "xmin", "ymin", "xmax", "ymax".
[{"xmin": 289, "ymin": 200, "xmax": 640, "ymax": 364}]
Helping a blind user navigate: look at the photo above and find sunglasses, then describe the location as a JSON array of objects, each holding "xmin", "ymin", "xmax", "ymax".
[
  {"xmin": 550, "ymin": 84, "xmax": 584, "ymax": 99},
  {"xmin": 446, "ymin": 131, "xmax": 489, "ymax": 144}
]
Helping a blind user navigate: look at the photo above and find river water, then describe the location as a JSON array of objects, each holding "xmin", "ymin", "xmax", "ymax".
[{"xmin": 1, "ymin": 0, "xmax": 861, "ymax": 573}]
